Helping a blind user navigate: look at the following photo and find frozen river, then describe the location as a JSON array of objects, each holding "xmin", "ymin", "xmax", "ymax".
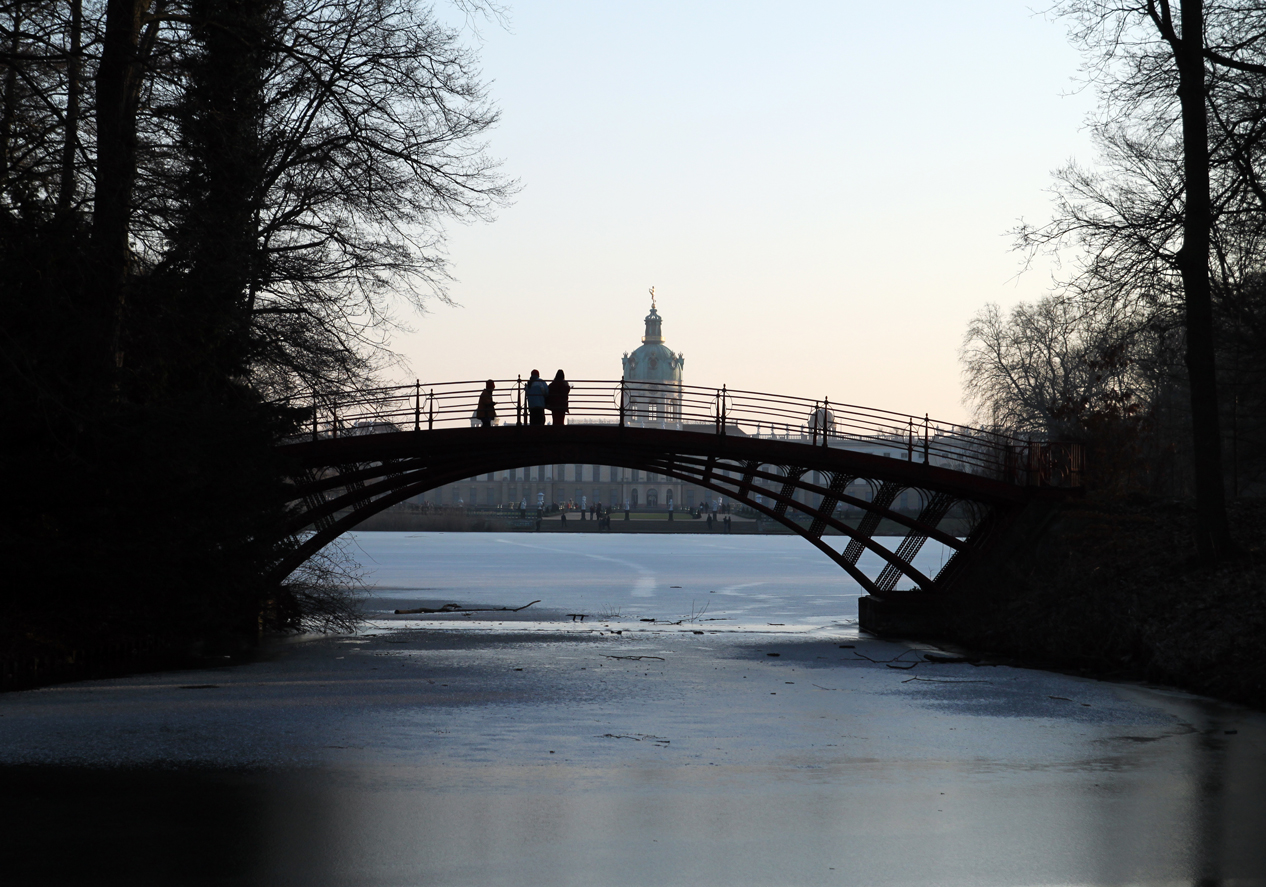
[
  {"xmin": 3, "ymin": 532, "xmax": 1266, "ymax": 886},
  {"xmin": 347, "ymin": 530, "xmax": 899, "ymax": 629}
]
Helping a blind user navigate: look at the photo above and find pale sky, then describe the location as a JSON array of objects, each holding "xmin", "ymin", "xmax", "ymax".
[{"xmin": 394, "ymin": 0, "xmax": 1100, "ymax": 424}]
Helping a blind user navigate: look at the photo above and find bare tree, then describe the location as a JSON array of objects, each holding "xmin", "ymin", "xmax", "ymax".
[
  {"xmin": 963, "ymin": 297, "xmax": 1135, "ymax": 435},
  {"xmin": 1013, "ymin": 0, "xmax": 1266, "ymax": 557},
  {"xmin": 962, "ymin": 294, "xmax": 1190, "ymax": 492},
  {"xmin": 246, "ymin": 0, "xmax": 512, "ymax": 396},
  {"xmin": 1, "ymin": 1, "xmax": 98, "ymax": 222},
  {"xmin": 117, "ymin": 0, "xmax": 513, "ymax": 397}
]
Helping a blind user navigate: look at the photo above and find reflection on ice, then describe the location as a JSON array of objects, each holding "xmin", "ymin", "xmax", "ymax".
[{"xmin": 631, "ymin": 576, "xmax": 656, "ymax": 597}]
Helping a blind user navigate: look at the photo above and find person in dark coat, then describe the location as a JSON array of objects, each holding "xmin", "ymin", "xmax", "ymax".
[
  {"xmin": 546, "ymin": 369, "xmax": 571, "ymax": 426},
  {"xmin": 525, "ymin": 369, "xmax": 548, "ymax": 426},
  {"xmin": 475, "ymin": 379, "xmax": 496, "ymax": 427}
]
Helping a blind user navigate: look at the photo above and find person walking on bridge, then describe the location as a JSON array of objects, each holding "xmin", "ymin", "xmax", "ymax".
[
  {"xmin": 525, "ymin": 370, "xmax": 548, "ymax": 426},
  {"xmin": 546, "ymin": 369, "xmax": 571, "ymax": 426},
  {"xmin": 475, "ymin": 380, "xmax": 497, "ymax": 427}
]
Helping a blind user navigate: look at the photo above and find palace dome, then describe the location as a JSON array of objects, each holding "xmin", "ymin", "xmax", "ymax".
[{"xmin": 622, "ymin": 303, "xmax": 684, "ymax": 383}]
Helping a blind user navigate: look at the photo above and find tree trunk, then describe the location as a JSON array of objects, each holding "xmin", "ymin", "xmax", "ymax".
[
  {"xmin": 172, "ymin": 0, "xmax": 272, "ymax": 379},
  {"xmin": 1176, "ymin": 0, "xmax": 1237, "ymax": 559},
  {"xmin": 0, "ymin": 7, "xmax": 21, "ymax": 195},
  {"xmin": 57, "ymin": 0, "xmax": 83, "ymax": 216},
  {"xmin": 92, "ymin": 0, "xmax": 148, "ymax": 374}
]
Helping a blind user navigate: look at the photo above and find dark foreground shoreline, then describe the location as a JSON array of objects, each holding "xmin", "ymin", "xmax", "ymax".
[{"xmin": 4, "ymin": 621, "xmax": 1265, "ymax": 886}]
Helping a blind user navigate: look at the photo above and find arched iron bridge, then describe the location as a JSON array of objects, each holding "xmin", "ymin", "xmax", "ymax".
[{"xmin": 272, "ymin": 379, "xmax": 1083, "ymax": 600}]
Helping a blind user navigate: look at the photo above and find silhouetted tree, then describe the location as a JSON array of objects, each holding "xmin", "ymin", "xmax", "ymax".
[
  {"xmin": 240, "ymin": 0, "xmax": 510, "ymax": 398},
  {"xmin": 1, "ymin": 1, "xmax": 86, "ymax": 219},
  {"xmin": 0, "ymin": 0, "xmax": 509, "ymax": 660},
  {"xmin": 962, "ymin": 296, "xmax": 1190, "ymax": 493},
  {"xmin": 1010, "ymin": 0, "xmax": 1266, "ymax": 558}
]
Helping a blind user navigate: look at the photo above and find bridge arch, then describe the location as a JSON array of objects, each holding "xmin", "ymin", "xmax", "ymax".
[{"xmin": 270, "ymin": 422, "xmax": 1076, "ymax": 601}]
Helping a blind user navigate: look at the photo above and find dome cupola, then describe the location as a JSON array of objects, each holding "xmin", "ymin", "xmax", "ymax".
[
  {"xmin": 642, "ymin": 305, "xmax": 664, "ymax": 344},
  {"xmin": 622, "ymin": 289, "xmax": 684, "ymax": 385}
]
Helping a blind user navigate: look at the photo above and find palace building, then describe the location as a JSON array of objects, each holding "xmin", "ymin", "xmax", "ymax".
[{"xmin": 422, "ymin": 298, "xmax": 699, "ymax": 512}]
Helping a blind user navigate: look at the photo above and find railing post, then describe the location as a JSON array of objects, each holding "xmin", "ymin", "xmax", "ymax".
[
  {"xmin": 312, "ymin": 388, "xmax": 318, "ymax": 442},
  {"xmin": 907, "ymin": 417, "xmax": 913, "ymax": 461},
  {"xmin": 428, "ymin": 390, "xmax": 434, "ymax": 430},
  {"xmin": 923, "ymin": 413, "xmax": 929, "ymax": 463},
  {"xmin": 331, "ymin": 400, "xmax": 338, "ymax": 439},
  {"xmin": 414, "ymin": 379, "xmax": 421, "ymax": 432},
  {"xmin": 822, "ymin": 397, "xmax": 830, "ymax": 447},
  {"xmin": 720, "ymin": 385, "xmax": 727, "ymax": 436},
  {"xmin": 811, "ymin": 401, "xmax": 820, "ymax": 446},
  {"xmin": 516, "ymin": 374, "xmax": 523, "ymax": 427},
  {"xmin": 619, "ymin": 377, "xmax": 626, "ymax": 428}
]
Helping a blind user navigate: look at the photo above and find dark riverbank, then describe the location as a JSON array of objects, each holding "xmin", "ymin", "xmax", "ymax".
[{"xmin": 939, "ymin": 497, "xmax": 1266, "ymax": 711}]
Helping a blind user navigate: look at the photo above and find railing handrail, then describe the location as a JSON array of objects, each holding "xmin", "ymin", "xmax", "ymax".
[{"xmin": 277, "ymin": 379, "xmax": 1082, "ymax": 487}]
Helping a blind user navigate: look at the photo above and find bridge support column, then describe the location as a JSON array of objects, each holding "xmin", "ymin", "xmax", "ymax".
[{"xmin": 858, "ymin": 592, "xmax": 950, "ymax": 639}]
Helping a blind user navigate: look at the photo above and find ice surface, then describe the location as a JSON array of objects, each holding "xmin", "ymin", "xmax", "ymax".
[{"xmin": 344, "ymin": 532, "xmax": 949, "ymax": 631}]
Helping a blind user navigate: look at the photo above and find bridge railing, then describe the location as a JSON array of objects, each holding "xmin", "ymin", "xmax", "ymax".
[{"xmin": 284, "ymin": 379, "xmax": 1083, "ymax": 488}]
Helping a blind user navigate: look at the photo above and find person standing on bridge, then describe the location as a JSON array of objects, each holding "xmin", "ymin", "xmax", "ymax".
[
  {"xmin": 525, "ymin": 370, "xmax": 548, "ymax": 425},
  {"xmin": 475, "ymin": 380, "xmax": 497, "ymax": 427},
  {"xmin": 546, "ymin": 369, "xmax": 571, "ymax": 425}
]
